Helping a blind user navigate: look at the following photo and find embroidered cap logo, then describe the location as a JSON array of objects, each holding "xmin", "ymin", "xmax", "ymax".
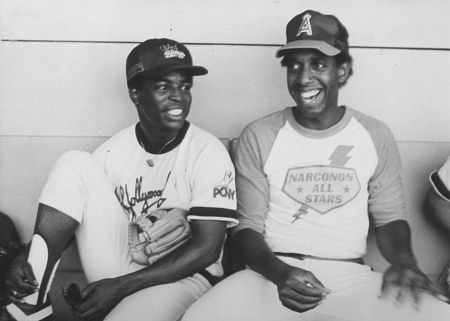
[
  {"xmin": 297, "ymin": 13, "xmax": 312, "ymax": 36},
  {"xmin": 160, "ymin": 43, "xmax": 186, "ymax": 59}
]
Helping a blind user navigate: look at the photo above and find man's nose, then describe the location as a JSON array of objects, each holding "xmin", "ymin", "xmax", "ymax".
[
  {"xmin": 169, "ymin": 88, "xmax": 183, "ymax": 101},
  {"xmin": 297, "ymin": 67, "xmax": 313, "ymax": 85}
]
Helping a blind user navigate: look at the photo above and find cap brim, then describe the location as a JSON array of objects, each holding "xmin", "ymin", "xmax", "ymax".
[
  {"xmin": 144, "ymin": 64, "xmax": 208, "ymax": 78},
  {"xmin": 128, "ymin": 64, "xmax": 208, "ymax": 84},
  {"xmin": 276, "ymin": 40, "xmax": 341, "ymax": 57}
]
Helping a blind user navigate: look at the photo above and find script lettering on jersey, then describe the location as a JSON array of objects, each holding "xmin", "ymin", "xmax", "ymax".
[{"xmin": 115, "ymin": 172, "xmax": 171, "ymax": 220}]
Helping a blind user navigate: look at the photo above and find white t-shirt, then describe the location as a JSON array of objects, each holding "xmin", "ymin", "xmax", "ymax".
[{"xmin": 233, "ymin": 107, "xmax": 406, "ymax": 259}]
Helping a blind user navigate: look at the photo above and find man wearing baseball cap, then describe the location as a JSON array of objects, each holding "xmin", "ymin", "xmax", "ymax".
[
  {"xmin": 4, "ymin": 38, "xmax": 237, "ymax": 321},
  {"xmin": 183, "ymin": 10, "xmax": 450, "ymax": 320}
]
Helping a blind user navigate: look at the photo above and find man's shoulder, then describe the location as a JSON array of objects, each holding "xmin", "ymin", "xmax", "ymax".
[
  {"xmin": 188, "ymin": 123, "xmax": 222, "ymax": 143},
  {"xmin": 107, "ymin": 124, "xmax": 136, "ymax": 142},
  {"xmin": 348, "ymin": 108, "xmax": 400, "ymax": 162},
  {"xmin": 183, "ymin": 124, "xmax": 234, "ymax": 171},
  {"xmin": 185, "ymin": 123, "xmax": 230, "ymax": 153},
  {"xmin": 93, "ymin": 124, "xmax": 136, "ymax": 155},
  {"xmin": 242, "ymin": 108, "xmax": 289, "ymax": 137},
  {"xmin": 348, "ymin": 108, "xmax": 393, "ymax": 136}
]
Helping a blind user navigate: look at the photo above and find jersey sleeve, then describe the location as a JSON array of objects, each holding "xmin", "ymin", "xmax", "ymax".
[
  {"xmin": 186, "ymin": 140, "xmax": 238, "ymax": 227},
  {"xmin": 231, "ymin": 125, "xmax": 271, "ymax": 236},
  {"xmin": 430, "ymin": 156, "xmax": 450, "ymax": 202},
  {"xmin": 39, "ymin": 151, "xmax": 89, "ymax": 223},
  {"xmin": 366, "ymin": 122, "xmax": 407, "ymax": 226}
]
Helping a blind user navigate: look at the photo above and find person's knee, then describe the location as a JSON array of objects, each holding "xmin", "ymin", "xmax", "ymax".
[{"xmin": 182, "ymin": 271, "xmax": 254, "ymax": 321}]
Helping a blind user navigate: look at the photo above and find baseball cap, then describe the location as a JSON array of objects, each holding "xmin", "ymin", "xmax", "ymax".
[
  {"xmin": 276, "ymin": 10, "xmax": 349, "ymax": 57},
  {"xmin": 126, "ymin": 38, "xmax": 208, "ymax": 86}
]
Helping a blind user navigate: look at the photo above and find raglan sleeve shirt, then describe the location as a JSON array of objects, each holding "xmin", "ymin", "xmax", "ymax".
[
  {"xmin": 231, "ymin": 119, "xmax": 277, "ymax": 236},
  {"xmin": 362, "ymin": 118, "xmax": 407, "ymax": 226},
  {"xmin": 231, "ymin": 108, "xmax": 407, "ymax": 251}
]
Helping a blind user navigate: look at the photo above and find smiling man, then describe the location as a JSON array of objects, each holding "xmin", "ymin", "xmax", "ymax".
[
  {"xmin": 182, "ymin": 10, "xmax": 450, "ymax": 321},
  {"xmin": 3, "ymin": 38, "xmax": 237, "ymax": 321}
]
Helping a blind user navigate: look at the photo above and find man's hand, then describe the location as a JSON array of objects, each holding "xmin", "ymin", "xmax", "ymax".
[
  {"xmin": 381, "ymin": 261, "xmax": 448, "ymax": 307},
  {"xmin": 233, "ymin": 229, "xmax": 331, "ymax": 313},
  {"xmin": 72, "ymin": 278, "xmax": 124, "ymax": 321},
  {"xmin": 4, "ymin": 253, "xmax": 38, "ymax": 301},
  {"xmin": 276, "ymin": 264, "xmax": 330, "ymax": 313}
]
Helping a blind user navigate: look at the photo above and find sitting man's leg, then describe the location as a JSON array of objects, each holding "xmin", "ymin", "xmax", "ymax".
[
  {"xmin": 5, "ymin": 150, "xmax": 126, "ymax": 320},
  {"xmin": 181, "ymin": 269, "xmax": 313, "ymax": 321},
  {"xmin": 6, "ymin": 150, "xmax": 215, "ymax": 321},
  {"xmin": 105, "ymin": 274, "xmax": 211, "ymax": 321},
  {"xmin": 183, "ymin": 259, "xmax": 450, "ymax": 321},
  {"xmin": 60, "ymin": 152, "xmax": 216, "ymax": 321}
]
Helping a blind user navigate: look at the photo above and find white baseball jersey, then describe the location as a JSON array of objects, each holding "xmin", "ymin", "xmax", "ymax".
[
  {"xmin": 93, "ymin": 122, "xmax": 238, "ymax": 225},
  {"xmin": 233, "ymin": 107, "xmax": 406, "ymax": 259},
  {"xmin": 39, "ymin": 122, "xmax": 237, "ymax": 278}
]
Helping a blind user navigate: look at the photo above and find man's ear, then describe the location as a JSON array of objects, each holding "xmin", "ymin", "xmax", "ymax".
[
  {"xmin": 129, "ymin": 88, "xmax": 141, "ymax": 106},
  {"xmin": 337, "ymin": 62, "xmax": 351, "ymax": 85}
]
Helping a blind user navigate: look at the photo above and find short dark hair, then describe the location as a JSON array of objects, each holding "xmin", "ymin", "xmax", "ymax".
[
  {"xmin": 128, "ymin": 74, "xmax": 146, "ymax": 90},
  {"xmin": 335, "ymin": 51, "xmax": 353, "ymax": 87}
]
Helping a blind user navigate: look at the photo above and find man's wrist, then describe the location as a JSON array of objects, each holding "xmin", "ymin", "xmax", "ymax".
[
  {"xmin": 255, "ymin": 253, "xmax": 297, "ymax": 287},
  {"xmin": 115, "ymin": 275, "xmax": 135, "ymax": 299}
]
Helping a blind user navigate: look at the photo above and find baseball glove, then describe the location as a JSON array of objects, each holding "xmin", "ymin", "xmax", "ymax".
[{"xmin": 128, "ymin": 208, "xmax": 191, "ymax": 265}]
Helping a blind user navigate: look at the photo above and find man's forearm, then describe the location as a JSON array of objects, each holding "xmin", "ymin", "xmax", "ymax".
[
  {"xmin": 375, "ymin": 220, "xmax": 417, "ymax": 265},
  {"xmin": 232, "ymin": 228, "xmax": 290, "ymax": 285}
]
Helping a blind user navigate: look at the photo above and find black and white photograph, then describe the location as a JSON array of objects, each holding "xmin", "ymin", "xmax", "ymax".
[{"xmin": 0, "ymin": 1, "xmax": 449, "ymax": 320}]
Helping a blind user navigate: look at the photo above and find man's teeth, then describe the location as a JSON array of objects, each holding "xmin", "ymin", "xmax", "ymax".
[
  {"xmin": 167, "ymin": 109, "xmax": 183, "ymax": 116},
  {"xmin": 301, "ymin": 89, "xmax": 320, "ymax": 100}
]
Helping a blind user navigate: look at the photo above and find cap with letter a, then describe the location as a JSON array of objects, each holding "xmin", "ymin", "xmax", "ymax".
[{"xmin": 276, "ymin": 10, "xmax": 349, "ymax": 57}]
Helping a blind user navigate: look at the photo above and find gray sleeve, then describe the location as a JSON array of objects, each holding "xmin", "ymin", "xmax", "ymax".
[
  {"xmin": 366, "ymin": 121, "xmax": 407, "ymax": 226},
  {"xmin": 231, "ymin": 109, "xmax": 288, "ymax": 236},
  {"xmin": 231, "ymin": 125, "xmax": 270, "ymax": 236}
]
